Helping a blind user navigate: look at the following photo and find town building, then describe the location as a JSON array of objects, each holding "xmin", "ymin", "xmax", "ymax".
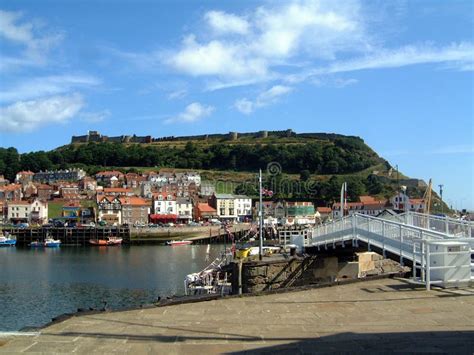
[
  {"xmin": 316, "ymin": 207, "xmax": 332, "ymax": 221},
  {"xmin": 15, "ymin": 171, "xmax": 35, "ymax": 185},
  {"xmin": 7, "ymin": 199, "xmax": 48, "ymax": 225},
  {"xmin": 120, "ymin": 197, "xmax": 150, "ymax": 226},
  {"xmin": 152, "ymin": 192, "xmax": 177, "ymax": 215},
  {"xmin": 33, "ymin": 169, "xmax": 86, "ymax": 183},
  {"xmin": 176, "ymin": 197, "xmax": 193, "ymax": 223},
  {"xmin": 285, "ymin": 201, "xmax": 316, "ymax": 225},
  {"xmin": 209, "ymin": 194, "xmax": 237, "ymax": 222},
  {"xmin": 95, "ymin": 171, "xmax": 125, "ymax": 187},
  {"xmin": 97, "ymin": 196, "xmax": 122, "ymax": 225},
  {"xmin": 0, "ymin": 184, "xmax": 23, "ymax": 202},
  {"xmin": 36, "ymin": 184, "xmax": 54, "ymax": 201},
  {"xmin": 332, "ymin": 195, "xmax": 390, "ymax": 218},
  {"xmin": 79, "ymin": 177, "xmax": 97, "ymax": 191},
  {"xmin": 194, "ymin": 203, "xmax": 217, "ymax": 222},
  {"xmin": 234, "ymin": 195, "xmax": 252, "ymax": 221},
  {"xmin": 102, "ymin": 188, "xmax": 135, "ymax": 197},
  {"xmin": 390, "ymin": 192, "xmax": 426, "ymax": 213}
]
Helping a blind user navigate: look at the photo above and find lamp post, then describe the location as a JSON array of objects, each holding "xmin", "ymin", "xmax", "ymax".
[{"xmin": 438, "ymin": 184, "xmax": 444, "ymax": 214}]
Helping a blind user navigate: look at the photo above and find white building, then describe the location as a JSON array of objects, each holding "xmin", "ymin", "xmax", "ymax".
[
  {"xmin": 209, "ymin": 193, "xmax": 237, "ymax": 222},
  {"xmin": 7, "ymin": 199, "xmax": 48, "ymax": 225},
  {"xmin": 390, "ymin": 192, "xmax": 425, "ymax": 212},
  {"xmin": 234, "ymin": 195, "xmax": 252, "ymax": 221},
  {"xmin": 152, "ymin": 192, "xmax": 177, "ymax": 215},
  {"xmin": 176, "ymin": 197, "xmax": 193, "ymax": 223}
]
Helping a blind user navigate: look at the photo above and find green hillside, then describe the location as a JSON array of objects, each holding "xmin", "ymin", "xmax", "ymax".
[{"xmin": 1, "ymin": 130, "xmax": 438, "ymax": 206}]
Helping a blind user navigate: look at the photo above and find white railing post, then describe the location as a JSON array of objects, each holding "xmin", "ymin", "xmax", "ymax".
[
  {"xmin": 426, "ymin": 240, "xmax": 431, "ymax": 291},
  {"xmin": 399, "ymin": 225, "xmax": 404, "ymax": 266},
  {"xmin": 412, "ymin": 242, "xmax": 416, "ymax": 279},
  {"xmin": 421, "ymin": 239, "xmax": 425, "ymax": 282},
  {"xmin": 382, "ymin": 221, "xmax": 386, "ymax": 258}
]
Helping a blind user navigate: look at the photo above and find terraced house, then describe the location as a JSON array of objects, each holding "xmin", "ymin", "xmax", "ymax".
[{"xmin": 120, "ymin": 197, "xmax": 150, "ymax": 226}]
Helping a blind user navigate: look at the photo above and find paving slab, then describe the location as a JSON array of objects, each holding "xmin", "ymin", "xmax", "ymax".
[{"xmin": 1, "ymin": 278, "xmax": 473, "ymax": 354}]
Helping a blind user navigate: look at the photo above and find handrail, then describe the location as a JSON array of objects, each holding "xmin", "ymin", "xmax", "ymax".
[
  {"xmin": 313, "ymin": 213, "xmax": 455, "ymax": 240},
  {"xmin": 401, "ymin": 211, "xmax": 473, "ymax": 226}
]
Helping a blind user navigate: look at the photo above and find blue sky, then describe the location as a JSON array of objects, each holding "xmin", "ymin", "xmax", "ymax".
[{"xmin": 0, "ymin": 0, "xmax": 473, "ymax": 210}]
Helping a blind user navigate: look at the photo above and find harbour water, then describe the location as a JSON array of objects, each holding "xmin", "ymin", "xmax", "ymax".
[{"xmin": 0, "ymin": 244, "xmax": 222, "ymax": 331}]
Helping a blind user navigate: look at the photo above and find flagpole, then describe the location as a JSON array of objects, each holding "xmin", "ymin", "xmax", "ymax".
[{"xmin": 259, "ymin": 169, "xmax": 263, "ymax": 261}]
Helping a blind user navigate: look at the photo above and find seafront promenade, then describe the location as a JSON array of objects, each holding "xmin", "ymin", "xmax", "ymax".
[{"xmin": 1, "ymin": 278, "xmax": 473, "ymax": 354}]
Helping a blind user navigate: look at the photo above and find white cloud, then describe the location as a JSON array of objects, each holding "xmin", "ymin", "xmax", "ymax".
[
  {"xmin": 167, "ymin": 89, "xmax": 187, "ymax": 100},
  {"xmin": 79, "ymin": 109, "xmax": 111, "ymax": 123},
  {"xmin": 166, "ymin": 102, "xmax": 214, "ymax": 123},
  {"xmin": 0, "ymin": 74, "xmax": 100, "ymax": 103},
  {"xmin": 164, "ymin": 0, "xmax": 368, "ymax": 87},
  {"xmin": 0, "ymin": 10, "xmax": 63, "ymax": 70},
  {"xmin": 326, "ymin": 42, "xmax": 474, "ymax": 74},
  {"xmin": 234, "ymin": 85, "xmax": 293, "ymax": 114},
  {"xmin": 0, "ymin": 94, "xmax": 84, "ymax": 132},
  {"xmin": 291, "ymin": 42, "xmax": 474, "ymax": 81},
  {"xmin": 109, "ymin": 0, "xmax": 474, "ymax": 96},
  {"xmin": 234, "ymin": 98, "xmax": 254, "ymax": 115},
  {"xmin": 205, "ymin": 11, "xmax": 249, "ymax": 35}
]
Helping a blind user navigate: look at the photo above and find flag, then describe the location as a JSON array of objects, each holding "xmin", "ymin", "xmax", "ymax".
[{"xmin": 261, "ymin": 188, "xmax": 273, "ymax": 197}]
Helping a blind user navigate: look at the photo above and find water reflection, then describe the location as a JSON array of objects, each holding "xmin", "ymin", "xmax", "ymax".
[{"xmin": 0, "ymin": 244, "xmax": 223, "ymax": 331}]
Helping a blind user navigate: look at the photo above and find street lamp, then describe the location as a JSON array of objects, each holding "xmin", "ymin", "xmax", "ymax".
[{"xmin": 438, "ymin": 184, "xmax": 444, "ymax": 214}]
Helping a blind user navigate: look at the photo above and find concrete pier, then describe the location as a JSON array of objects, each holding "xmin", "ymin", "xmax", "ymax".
[{"xmin": 1, "ymin": 278, "xmax": 473, "ymax": 353}]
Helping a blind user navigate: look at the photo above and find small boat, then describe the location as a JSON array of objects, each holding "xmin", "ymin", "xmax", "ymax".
[
  {"xmin": 0, "ymin": 235, "xmax": 16, "ymax": 247},
  {"xmin": 166, "ymin": 240, "xmax": 192, "ymax": 246},
  {"xmin": 89, "ymin": 237, "xmax": 123, "ymax": 246},
  {"xmin": 29, "ymin": 240, "xmax": 43, "ymax": 247},
  {"xmin": 44, "ymin": 238, "xmax": 61, "ymax": 247},
  {"xmin": 107, "ymin": 237, "xmax": 122, "ymax": 246}
]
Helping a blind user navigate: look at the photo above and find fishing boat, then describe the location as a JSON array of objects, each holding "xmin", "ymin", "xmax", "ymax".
[
  {"xmin": 29, "ymin": 240, "xmax": 43, "ymax": 247},
  {"xmin": 89, "ymin": 236, "xmax": 123, "ymax": 246},
  {"xmin": 166, "ymin": 240, "xmax": 192, "ymax": 246},
  {"xmin": 0, "ymin": 235, "xmax": 16, "ymax": 247},
  {"xmin": 44, "ymin": 238, "xmax": 61, "ymax": 247}
]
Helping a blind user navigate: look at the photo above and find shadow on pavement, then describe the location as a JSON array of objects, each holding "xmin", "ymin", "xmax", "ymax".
[{"xmin": 226, "ymin": 331, "xmax": 474, "ymax": 354}]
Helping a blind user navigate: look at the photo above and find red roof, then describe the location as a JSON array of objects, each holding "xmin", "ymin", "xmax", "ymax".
[
  {"xmin": 359, "ymin": 195, "xmax": 377, "ymax": 203},
  {"xmin": 0, "ymin": 184, "xmax": 22, "ymax": 192},
  {"xmin": 17, "ymin": 171, "xmax": 35, "ymax": 175},
  {"xmin": 104, "ymin": 188, "xmax": 134, "ymax": 193},
  {"xmin": 119, "ymin": 197, "xmax": 150, "ymax": 206},
  {"xmin": 197, "ymin": 203, "xmax": 216, "ymax": 212},
  {"xmin": 317, "ymin": 207, "xmax": 332, "ymax": 213}
]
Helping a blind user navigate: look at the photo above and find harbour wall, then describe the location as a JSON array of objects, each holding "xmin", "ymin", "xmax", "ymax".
[
  {"xmin": 233, "ymin": 252, "xmax": 408, "ymax": 294},
  {"xmin": 2, "ymin": 227, "xmax": 131, "ymax": 246}
]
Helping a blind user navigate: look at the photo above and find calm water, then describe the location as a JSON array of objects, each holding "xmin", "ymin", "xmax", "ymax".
[{"xmin": 0, "ymin": 244, "xmax": 222, "ymax": 331}]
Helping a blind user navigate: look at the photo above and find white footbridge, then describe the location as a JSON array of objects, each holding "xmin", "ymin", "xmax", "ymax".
[{"xmin": 311, "ymin": 212, "xmax": 473, "ymax": 290}]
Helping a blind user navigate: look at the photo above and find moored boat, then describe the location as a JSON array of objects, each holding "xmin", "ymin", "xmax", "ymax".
[
  {"xmin": 0, "ymin": 235, "xmax": 16, "ymax": 247},
  {"xmin": 166, "ymin": 240, "xmax": 192, "ymax": 246},
  {"xmin": 44, "ymin": 238, "xmax": 61, "ymax": 247},
  {"xmin": 29, "ymin": 240, "xmax": 43, "ymax": 247},
  {"xmin": 89, "ymin": 237, "xmax": 123, "ymax": 246}
]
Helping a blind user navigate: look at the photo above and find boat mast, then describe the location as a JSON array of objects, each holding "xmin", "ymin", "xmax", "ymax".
[{"xmin": 259, "ymin": 169, "xmax": 263, "ymax": 260}]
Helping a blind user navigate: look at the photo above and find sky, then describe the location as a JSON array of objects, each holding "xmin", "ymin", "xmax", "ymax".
[{"xmin": 0, "ymin": 0, "xmax": 473, "ymax": 210}]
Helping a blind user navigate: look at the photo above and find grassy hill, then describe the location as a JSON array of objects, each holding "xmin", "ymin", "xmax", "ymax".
[{"xmin": 2, "ymin": 130, "xmax": 440, "ymax": 207}]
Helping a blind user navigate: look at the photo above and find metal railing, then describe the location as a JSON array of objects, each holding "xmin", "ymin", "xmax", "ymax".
[
  {"xmin": 311, "ymin": 213, "xmax": 473, "ymax": 290},
  {"xmin": 399, "ymin": 211, "xmax": 473, "ymax": 238}
]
